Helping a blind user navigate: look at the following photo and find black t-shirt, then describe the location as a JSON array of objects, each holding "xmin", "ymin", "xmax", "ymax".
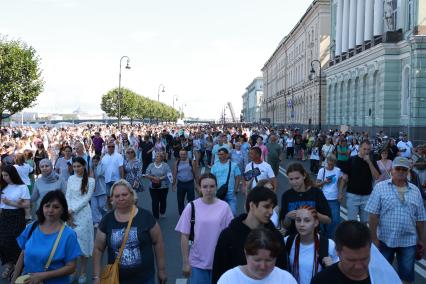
[
  {"xmin": 346, "ymin": 156, "xmax": 380, "ymax": 195},
  {"xmin": 280, "ymin": 187, "xmax": 331, "ymax": 236},
  {"xmin": 311, "ymin": 263, "xmax": 371, "ymax": 284},
  {"xmin": 141, "ymin": 141, "xmax": 154, "ymax": 160},
  {"xmin": 99, "ymin": 208, "xmax": 156, "ymax": 283}
]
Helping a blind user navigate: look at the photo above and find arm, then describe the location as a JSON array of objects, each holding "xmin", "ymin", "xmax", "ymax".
[
  {"xmin": 180, "ymin": 234, "xmax": 191, "ymax": 278},
  {"xmin": 172, "ymin": 161, "xmax": 178, "ymax": 191},
  {"xmin": 3, "ymin": 199, "xmax": 30, "ymax": 209},
  {"xmin": 270, "ymin": 177, "xmax": 277, "ymax": 193},
  {"xmin": 31, "ymin": 182, "xmax": 40, "ymax": 203},
  {"xmin": 212, "ymin": 233, "xmax": 231, "ymax": 284},
  {"xmin": 367, "ymin": 159, "xmax": 380, "ymax": 180},
  {"xmin": 70, "ymin": 179, "xmax": 94, "ymax": 214},
  {"xmin": 25, "ymin": 261, "xmax": 77, "ymax": 284},
  {"xmin": 11, "ymin": 251, "xmax": 24, "ymax": 283},
  {"xmin": 92, "ymin": 229, "xmax": 107, "ymax": 284},
  {"xmin": 417, "ymin": 221, "xmax": 425, "ymax": 244},
  {"xmin": 119, "ymin": 165, "xmax": 124, "ymax": 179},
  {"xmin": 150, "ymin": 223, "xmax": 167, "ymax": 283},
  {"xmin": 369, "ymin": 213, "xmax": 380, "ymax": 247}
]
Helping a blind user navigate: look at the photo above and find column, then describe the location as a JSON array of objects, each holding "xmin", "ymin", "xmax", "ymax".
[
  {"xmin": 342, "ymin": 0, "xmax": 350, "ymax": 53},
  {"xmin": 335, "ymin": 0, "xmax": 344, "ymax": 56},
  {"xmin": 364, "ymin": 0, "xmax": 374, "ymax": 41},
  {"xmin": 373, "ymin": 0, "xmax": 384, "ymax": 36},
  {"xmin": 349, "ymin": 0, "xmax": 358, "ymax": 49},
  {"xmin": 356, "ymin": 0, "xmax": 366, "ymax": 45}
]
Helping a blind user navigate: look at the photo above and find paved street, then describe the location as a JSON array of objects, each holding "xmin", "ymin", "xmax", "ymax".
[{"xmin": 1, "ymin": 158, "xmax": 426, "ymax": 283}]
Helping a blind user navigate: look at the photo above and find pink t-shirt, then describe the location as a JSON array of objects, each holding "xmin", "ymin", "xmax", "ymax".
[{"xmin": 175, "ymin": 198, "xmax": 234, "ymax": 270}]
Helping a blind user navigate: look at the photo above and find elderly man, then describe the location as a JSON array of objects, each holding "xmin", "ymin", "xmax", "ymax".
[{"xmin": 366, "ymin": 157, "xmax": 426, "ymax": 284}]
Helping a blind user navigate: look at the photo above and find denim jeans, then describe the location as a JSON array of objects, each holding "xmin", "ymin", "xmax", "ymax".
[
  {"xmin": 177, "ymin": 180, "xmax": 195, "ymax": 215},
  {"xmin": 325, "ymin": 200, "xmax": 340, "ymax": 239},
  {"xmin": 90, "ymin": 194, "xmax": 107, "ymax": 224},
  {"xmin": 346, "ymin": 192, "xmax": 370, "ymax": 223},
  {"xmin": 379, "ymin": 241, "xmax": 416, "ymax": 282},
  {"xmin": 189, "ymin": 267, "xmax": 212, "ymax": 284},
  {"xmin": 225, "ymin": 191, "xmax": 237, "ymax": 216}
]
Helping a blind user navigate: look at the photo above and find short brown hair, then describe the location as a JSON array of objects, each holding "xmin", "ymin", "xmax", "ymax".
[{"xmin": 244, "ymin": 228, "xmax": 282, "ymax": 258}]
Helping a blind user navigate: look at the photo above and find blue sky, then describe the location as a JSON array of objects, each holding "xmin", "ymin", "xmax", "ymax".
[{"xmin": 2, "ymin": 0, "xmax": 313, "ymax": 119}]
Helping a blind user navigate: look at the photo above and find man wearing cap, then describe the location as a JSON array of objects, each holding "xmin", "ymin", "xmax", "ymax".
[{"xmin": 366, "ymin": 156, "xmax": 426, "ymax": 284}]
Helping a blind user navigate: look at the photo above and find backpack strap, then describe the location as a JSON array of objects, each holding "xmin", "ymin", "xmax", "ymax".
[
  {"xmin": 285, "ymin": 234, "xmax": 296, "ymax": 262},
  {"xmin": 318, "ymin": 234, "xmax": 329, "ymax": 269},
  {"xmin": 189, "ymin": 201, "xmax": 195, "ymax": 243}
]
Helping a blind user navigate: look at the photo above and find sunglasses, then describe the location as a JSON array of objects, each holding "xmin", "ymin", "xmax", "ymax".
[{"xmin": 107, "ymin": 146, "xmax": 115, "ymax": 148}]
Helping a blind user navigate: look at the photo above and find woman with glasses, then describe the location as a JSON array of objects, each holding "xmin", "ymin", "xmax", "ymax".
[
  {"xmin": 145, "ymin": 152, "xmax": 171, "ymax": 219},
  {"xmin": 124, "ymin": 147, "xmax": 143, "ymax": 192}
]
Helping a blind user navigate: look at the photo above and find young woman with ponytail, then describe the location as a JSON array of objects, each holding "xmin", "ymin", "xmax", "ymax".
[
  {"xmin": 285, "ymin": 206, "xmax": 338, "ymax": 284},
  {"xmin": 66, "ymin": 156, "xmax": 95, "ymax": 283}
]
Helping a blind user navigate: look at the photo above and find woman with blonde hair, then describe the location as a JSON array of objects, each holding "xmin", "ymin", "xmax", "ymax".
[{"xmin": 92, "ymin": 179, "xmax": 167, "ymax": 284}]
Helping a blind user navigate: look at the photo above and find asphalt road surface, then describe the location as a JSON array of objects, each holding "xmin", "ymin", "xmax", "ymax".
[{"xmin": 1, "ymin": 158, "xmax": 425, "ymax": 284}]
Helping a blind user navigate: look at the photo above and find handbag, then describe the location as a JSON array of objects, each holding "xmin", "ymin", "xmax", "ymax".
[
  {"xmin": 16, "ymin": 223, "xmax": 65, "ymax": 284},
  {"xmin": 101, "ymin": 206, "xmax": 136, "ymax": 284},
  {"xmin": 216, "ymin": 161, "xmax": 232, "ymax": 200}
]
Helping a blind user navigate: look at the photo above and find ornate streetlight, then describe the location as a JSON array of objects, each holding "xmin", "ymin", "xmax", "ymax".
[
  {"xmin": 157, "ymin": 84, "xmax": 165, "ymax": 102},
  {"xmin": 118, "ymin": 56, "xmax": 131, "ymax": 128},
  {"xmin": 309, "ymin": 59, "xmax": 322, "ymax": 131},
  {"xmin": 172, "ymin": 95, "xmax": 178, "ymax": 109}
]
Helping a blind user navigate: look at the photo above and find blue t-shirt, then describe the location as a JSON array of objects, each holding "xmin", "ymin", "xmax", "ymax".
[
  {"xmin": 17, "ymin": 223, "xmax": 81, "ymax": 284},
  {"xmin": 211, "ymin": 161, "xmax": 241, "ymax": 194}
]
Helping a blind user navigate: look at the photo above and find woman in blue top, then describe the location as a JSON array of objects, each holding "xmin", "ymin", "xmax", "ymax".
[{"xmin": 12, "ymin": 190, "xmax": 81, "ymax": 284}]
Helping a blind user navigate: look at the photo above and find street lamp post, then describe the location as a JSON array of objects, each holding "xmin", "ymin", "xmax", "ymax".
[
  {"xmin": 157, "ymin": 84, "xmax": 165, "ymax": 102},
  {"xmin": 172, "ymin": 95, "xmax": 178, "ymax": 109},
  {"xmin": 309, "ymin": 59, "xmax": 322, "ymax": 131},
  {"xmin": 118, "ymin": 56, "xmax": 131, "ymax": 129}
]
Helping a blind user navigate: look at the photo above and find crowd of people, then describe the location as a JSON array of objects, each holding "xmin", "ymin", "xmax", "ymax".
[{"xmin": 0, "ymin": 122, "xmax": 425, "ymax": 284}]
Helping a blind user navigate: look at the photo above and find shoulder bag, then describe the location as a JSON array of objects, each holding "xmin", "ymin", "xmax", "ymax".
[
  {"xmin": 15, "ymin": 223, "xmax": 66, "ymax": 284},
  {"xmin": 216, "ymin": 161, "xmax": 232, "ymax": 200},
  {"xmin": 101, "ymin": 206, "xmax": 136, "ymax": 284},
  {"xmin": 188, "ymin": 201, "xmax": 195, "ymax": 245}
]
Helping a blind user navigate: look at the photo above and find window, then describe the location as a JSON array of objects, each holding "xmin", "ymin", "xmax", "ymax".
[
  {"xmin": 384, "ymin": 0, "xmax": 398, "ymax": 31},
  {"xmin": 401, "ymin": 67, "xmax": 410, "ymax": 116}
]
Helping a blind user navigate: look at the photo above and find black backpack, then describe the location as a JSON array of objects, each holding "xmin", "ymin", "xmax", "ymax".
[{"xmin": 285, "ymin": 234, "xmax": 329, "ymax": 270}]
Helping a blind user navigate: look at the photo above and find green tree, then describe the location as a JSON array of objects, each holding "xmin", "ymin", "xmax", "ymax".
[
  {"xmin": 0, "ymin": 36, "xmax": 44, "ymax": 125},
  {"xmin": 100, "ymin": 87, "xmax": 139, "ymax": 123}
]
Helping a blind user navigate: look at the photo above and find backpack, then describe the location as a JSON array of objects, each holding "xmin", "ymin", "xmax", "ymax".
[{"xmin": 285, "ymin": 234, "xmax": 329, "ymax": 270}]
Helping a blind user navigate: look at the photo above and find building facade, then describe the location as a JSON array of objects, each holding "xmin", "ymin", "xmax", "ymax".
[
  {"xmin": 326, "ymin": 0, "xmax": 426, "ymax": 140},
  {"xmin": 261, "ymin": 0, "xmax": 330, "ymax": 128},
  {"xmin": 241, "ymin": 77, "xmax": 263, "ymax": 123}
]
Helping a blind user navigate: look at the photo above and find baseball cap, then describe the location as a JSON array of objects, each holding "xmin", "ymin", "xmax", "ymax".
[{"xmin": 392, "ymin": 157, "xmax": 410, "ymax": 169}]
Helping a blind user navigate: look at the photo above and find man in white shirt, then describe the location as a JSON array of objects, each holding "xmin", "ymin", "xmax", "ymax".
[
  {"xmin": 243, "ymin": 147, "xmax": 276, "ymax": 193},
  {"xmin": 101, "ymin": 140, "xmax": 124, "ymax": 195},
  {"xmin": 397, "ymin": 134, "xmax": 413, "ymax": 158}
]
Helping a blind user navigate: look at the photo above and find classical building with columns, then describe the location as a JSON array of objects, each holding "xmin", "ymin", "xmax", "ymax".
[
  {"xmin": 241, "ymin": 77, "xmax": 263, "ymax": 123},
  {"xmin": 261, "ymin": 0, "xmax": 330, "ymax": 128},
  {"xmin": 326, "ymin": 0, "xmax": 426, "ymax": 139}
]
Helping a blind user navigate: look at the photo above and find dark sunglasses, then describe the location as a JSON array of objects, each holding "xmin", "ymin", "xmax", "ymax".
[
  {"xmin": 394, "ymin": 167, "xmax": 409, "ymax": 172},
  {"xmin": 107, "ymin": 146, "xmax": 115, "ymax": 148}
]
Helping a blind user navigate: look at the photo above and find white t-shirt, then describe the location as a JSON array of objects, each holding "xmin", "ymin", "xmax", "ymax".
[
  {"xmin": 316, "ymin": 167, "xmax": 342, "ymax": 200},
  {"xmin": 101, "ymin": 152, "xmax": 124, "ymax": 183},
  {"xmin": 349, "ymin": 144, "xmax": 359, "ymax": 157},
  {"xmin": 285, "ymin": 236, "xmax": 339, "ymax": 284},
  {"xmin": 245, "ymin": 161, "xmax": 275, "ymax": 189},
  {"xmin": 0, "ymin": 184, "xmax": 31, "ymax": 209},
  {"xmin": 218, "ymin": 266, "xmax": 297, "ymax": 284},
  {"xmin": 14, "ymin": 164, "xmax": 33, "ymax": 186},
  {"xmin": 310, "ymin": 147, "xmax": 320, "ymax": 160},
  {"xmin": 397, "ymin": 140, "xmax": 413, "ymax": 158},
  {"xmin": 286, "ymin": 138, "xmax": 294, "ymax": 147}
]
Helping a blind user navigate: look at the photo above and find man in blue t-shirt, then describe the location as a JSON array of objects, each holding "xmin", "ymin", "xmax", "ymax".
[{"xmin": 211, "ymin": 148, "xmax": 241, "ymax": 216}]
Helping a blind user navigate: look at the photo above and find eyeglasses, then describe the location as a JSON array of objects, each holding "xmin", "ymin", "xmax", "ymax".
[{"xmin": 107, "ymin": 146, "xmax": 115, "ymax": 148}]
